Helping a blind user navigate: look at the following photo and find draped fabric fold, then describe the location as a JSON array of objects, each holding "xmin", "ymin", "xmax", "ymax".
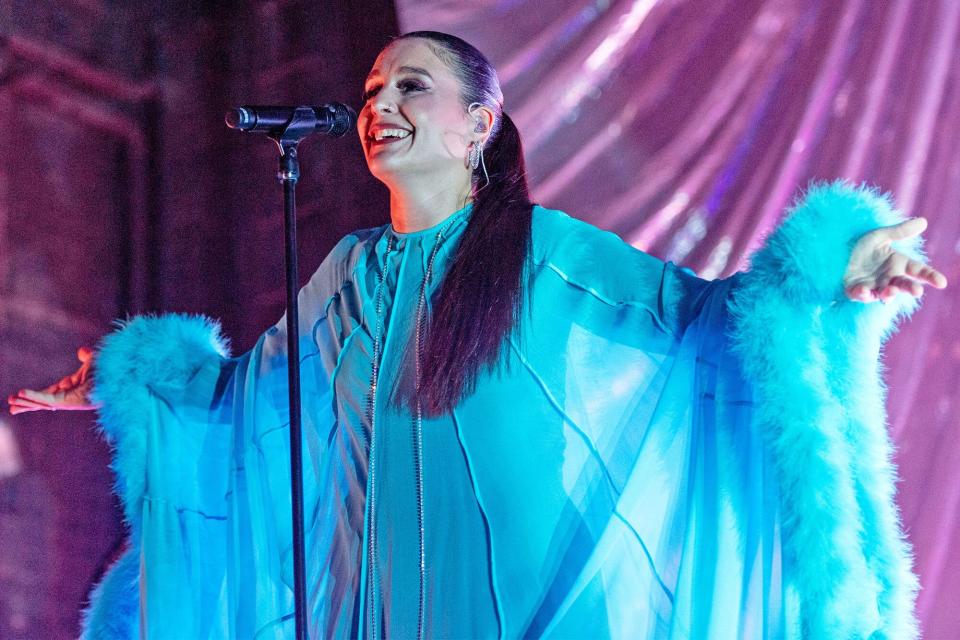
[{"xmin": 83, "ymin": 181, "xmax": 919, "ymax": 639}]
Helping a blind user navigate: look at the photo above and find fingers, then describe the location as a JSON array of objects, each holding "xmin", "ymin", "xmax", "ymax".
[
  {"xmin": 878, "ymin": 219, "xmax": 949, "ymax": 288},
  {"xmin": 9, "ymin": 400, "xmax": 47, "ymax": 415},
  {"xmin": 41, "ymin": 375, "xmax": 73, "ymax": 395},
  {"xmin": 16, "ymin": 388, "xmax": 62, "ymax": 404},
  {"xmin": 845, "ymin": 276, "xmax": 925, "ymax": 302},
  {"xmin": 886, "ymin": 275, "xmax": 923, "ymax": 299},
  {"xmin": 845, "ymin": 282, "xmax": 875, "ymax": 302},
  {"xmin": 6, "ymin": 385, "xmax": 97, "ymax": 414},
  {"xmin": 39, "ymin": 381, "xmax": 60, "ymax": 395},
  {"xmin": 7, "ymin": 390, "xmax": 55, "ymax": 414},
  {"xmin": 76, "ymin": 347, "xmax": 95, "ymax": 384},
  {"xmin": 905, "ymin": 259, "xmax": 948, "ymax": 289},
  {"xmin": 881, "ymin": 217, "xmax": 928, "ymax": 242},
  {"xmin": 7, "ymin": 349, "xmax": 101, "ymax": 415}
]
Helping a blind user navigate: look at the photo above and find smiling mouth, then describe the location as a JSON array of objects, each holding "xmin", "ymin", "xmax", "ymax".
[
  {"xmin": 369, "ymin": 137, "xmax": 408, "ymax": 148},
  {"xmin": 370, "ymin": 128, "xmax": 412, "ymax": 142},
  {"xmin": 367, "ymin": 128, "xmax": 412, "ymax": 150}
]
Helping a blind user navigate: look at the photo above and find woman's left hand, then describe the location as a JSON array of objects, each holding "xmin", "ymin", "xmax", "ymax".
[{"xmin": 843, "ymin": 217, "xmax": 948, "ymax": 303}]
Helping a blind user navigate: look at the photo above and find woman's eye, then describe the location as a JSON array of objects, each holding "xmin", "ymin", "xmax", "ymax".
[
  {"xmin": 361, "ymin": 79, "xmax": 426, "ymax": 103},
  {"xmin": 398, "ymin": 79, "xmax": 426, "ymax": 93}
]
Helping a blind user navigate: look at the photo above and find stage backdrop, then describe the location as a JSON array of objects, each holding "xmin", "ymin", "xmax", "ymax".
[
  {"xmin": 0, "ymin": 1, "xmax": 397, "ymax": 637},
  {"xmin": 397, "ymin": 0, "xmax": 960, "ymax": 636}
]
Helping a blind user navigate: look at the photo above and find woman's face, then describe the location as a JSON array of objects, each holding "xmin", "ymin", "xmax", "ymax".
[{"xmin": 358, "ymin": 39, "xmax": 475, "ymax": 186}]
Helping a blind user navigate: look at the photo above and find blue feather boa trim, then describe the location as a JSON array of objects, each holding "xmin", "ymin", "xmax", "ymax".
[{"xmin": 728, "ymin": 179, "xmax": 922, "ymax": 638}]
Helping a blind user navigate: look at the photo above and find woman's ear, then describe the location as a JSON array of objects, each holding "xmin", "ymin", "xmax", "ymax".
[{"xmin": 468, "ymin": 104, "xmax": 496, "ymax": 143}]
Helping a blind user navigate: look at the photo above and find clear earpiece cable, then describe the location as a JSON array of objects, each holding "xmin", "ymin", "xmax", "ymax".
[{"xmin": 477, "ymin": 146, "xmax": 490, "ymax": 193}]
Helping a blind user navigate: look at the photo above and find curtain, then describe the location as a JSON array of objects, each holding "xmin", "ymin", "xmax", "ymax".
[{"xmin": 397, "ymin": 1, "xmax": 960, "ymax": 635}]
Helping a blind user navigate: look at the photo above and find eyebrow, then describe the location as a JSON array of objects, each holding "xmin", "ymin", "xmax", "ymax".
[{"xmin": 365, "ymin": 66, "xmax": 434, "ymax": 83}]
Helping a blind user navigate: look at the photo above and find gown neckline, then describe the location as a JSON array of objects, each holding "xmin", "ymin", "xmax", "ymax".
[{"xmin": 386, "ymin": 202, "xmax": 473, "ymax": 239}]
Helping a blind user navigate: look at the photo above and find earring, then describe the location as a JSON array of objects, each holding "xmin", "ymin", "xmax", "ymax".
[{"xmin": 468, "ymin": 142, "xmax": 482, "ymax": 170}]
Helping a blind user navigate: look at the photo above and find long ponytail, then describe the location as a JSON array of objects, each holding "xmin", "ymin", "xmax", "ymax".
[
  {"xmin": 419, "ymin": 112, "xmax": 532, "ymax": 415},
  {"xmin": 392, "ymin": 32, "xmax": 534, "ymax": 416}
]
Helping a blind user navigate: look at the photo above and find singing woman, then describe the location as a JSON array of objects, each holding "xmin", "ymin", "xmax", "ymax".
[{"xmin": 8, "ymin": 31, "xmax": 947, "ymax": 639}]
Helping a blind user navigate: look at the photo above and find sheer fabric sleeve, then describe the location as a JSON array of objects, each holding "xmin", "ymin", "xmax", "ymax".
[
  {"xmin": 82, "ymin": 233, "xmax": 364, "ymax": 639},
  {"xmin": 456, "ymin": 184, "xmax": 922, "ymax": 639},
  {"xmin": 454, "ymin": 206, "xmax": 762, "ymax": 638}
]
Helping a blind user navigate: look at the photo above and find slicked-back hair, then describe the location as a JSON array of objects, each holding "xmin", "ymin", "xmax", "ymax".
[{"xmin": 391, "ymin": 31, "xmax": 534, "ymax": 416}]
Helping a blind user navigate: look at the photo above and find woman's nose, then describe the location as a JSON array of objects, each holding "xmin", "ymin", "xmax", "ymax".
[{"xmin": 372, "ymin": 90, "xmax": 396, "ymax": 114}]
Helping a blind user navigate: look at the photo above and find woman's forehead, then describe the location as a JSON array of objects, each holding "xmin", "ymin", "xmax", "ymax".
[{"xmin": 367, "ymin": 39, "xmax": 449, "ymax": 80}]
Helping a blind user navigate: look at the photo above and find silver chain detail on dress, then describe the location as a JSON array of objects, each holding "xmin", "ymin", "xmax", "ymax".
[
  {"xmin": 366, "ymin": 218, "xmax": 457, "ymax": 640},
  {"xmin": 366, "ymin": 232, "xmax": 393, "ymax": 640}
]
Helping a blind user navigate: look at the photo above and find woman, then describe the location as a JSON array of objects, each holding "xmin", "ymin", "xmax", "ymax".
[{"xmin": 8, "ymin": 31, "xmax": 948, "ymax": 639}]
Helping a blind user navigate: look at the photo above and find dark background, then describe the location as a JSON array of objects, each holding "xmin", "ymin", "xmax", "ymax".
[{"xmin": 0, "ymin": 1, "xmax": 397, "ymax": 636}]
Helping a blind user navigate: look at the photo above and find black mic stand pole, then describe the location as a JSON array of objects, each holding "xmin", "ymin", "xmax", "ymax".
[
  {"xmin": 269, "ymin": 107, "xmax": 319, "ymax": 640},
  {"xmin": 227, "ymin": 102, "xmax": 354, "ymax": 640}
]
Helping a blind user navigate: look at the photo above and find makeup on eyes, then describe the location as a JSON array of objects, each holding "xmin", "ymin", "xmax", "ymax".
[
  {"xmin": 363, "ymin": 67, "xmax": 434, "ymax": 102},
  {"xmin": 363, "ymin": 79, "xmax": 430, "ymax": 102}
]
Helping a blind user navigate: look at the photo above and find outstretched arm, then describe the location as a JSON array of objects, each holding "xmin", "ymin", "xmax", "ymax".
[{"xmin": 727, "ymin": 179, "xmax": 944, "ymax": 640}]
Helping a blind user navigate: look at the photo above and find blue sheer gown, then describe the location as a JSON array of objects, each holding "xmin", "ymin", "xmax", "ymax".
[{"xmin": 83, "ymin": 182, "xmax": 921, "ymax": 639}]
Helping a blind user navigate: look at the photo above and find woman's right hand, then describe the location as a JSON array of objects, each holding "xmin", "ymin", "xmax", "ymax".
[{"xmin": 7, "ymin": 346, "xmax": 100, "ymax": 415}]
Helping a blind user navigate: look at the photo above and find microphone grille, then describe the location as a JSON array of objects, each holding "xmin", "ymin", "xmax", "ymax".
[{"xmin": 327, "ymin": 103, "xmax": 357, "ymax": 137}]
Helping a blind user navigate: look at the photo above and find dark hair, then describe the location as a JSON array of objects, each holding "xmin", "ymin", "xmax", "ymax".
[{"xmin": 391, "ymin": 31, "xmax": 534, "ymax": 416}]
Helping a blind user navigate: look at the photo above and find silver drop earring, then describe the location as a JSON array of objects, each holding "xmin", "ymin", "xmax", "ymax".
[
  {"xmin": 468, "ymin": 142, "xmax": 482, "ymax": 170},
  {"xmin": 467, "ymin": 104, "xmax": 491, "ymax": 190}
]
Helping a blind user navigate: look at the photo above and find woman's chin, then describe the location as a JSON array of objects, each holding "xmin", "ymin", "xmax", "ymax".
[
  {"xmin": 366, "ymin": 157, "xmax": 404, "ymax": 184},
  {"xmin": 366, "ymin": 153, "xmax": 428, "ymax": 183},
  {"xmin": 364, "ymin": 153, "xmax": 461, "ymax": 186}
]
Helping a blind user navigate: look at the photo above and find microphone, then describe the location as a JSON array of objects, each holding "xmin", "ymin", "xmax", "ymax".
[{"xmin": 225, "ymin": 103, "xmax": 356, "ymax": 137}]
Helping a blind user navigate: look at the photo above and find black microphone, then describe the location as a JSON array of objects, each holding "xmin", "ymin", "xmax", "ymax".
[{"xmin": 225, "ymin": 103, "xmax": 356, "ymax": 137}]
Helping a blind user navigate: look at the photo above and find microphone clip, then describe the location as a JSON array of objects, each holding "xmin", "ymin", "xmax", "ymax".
[
  {"xmin": 270, "ymin": 107, "xmax": 322, "ymax": 183},
  {"xmin": 272, "ymin": 106, "xmax": 324, "ymax": 150},
  {"xmin": 226, "ymin": 103, "xmax": 357, "ymax": 183}
]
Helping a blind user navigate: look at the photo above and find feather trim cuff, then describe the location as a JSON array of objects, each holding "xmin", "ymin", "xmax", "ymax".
[
  {"xmin": 728, "ymin": 180, "xmax": 922, "ymax": 638},
  {"xmin": 89, "ymin": 313, "xmax": 229, "ymax": 530}
]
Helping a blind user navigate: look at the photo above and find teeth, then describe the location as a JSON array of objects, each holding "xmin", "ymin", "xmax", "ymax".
[{"xmin": 372, "ymin": 128, "xmax": 411, "ymax": 141}]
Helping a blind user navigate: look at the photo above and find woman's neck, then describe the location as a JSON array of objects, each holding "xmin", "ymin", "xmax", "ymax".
[{"xmin": 388, "ymin": 176, "xmax": 473, "ymax": 233}]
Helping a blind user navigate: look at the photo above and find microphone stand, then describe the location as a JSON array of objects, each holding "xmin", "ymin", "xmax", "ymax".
[
  {"xmin": 269, "ymin": 107, "xmax": 319, "ymax": 640},
  {"xmin": 228, "ymin": 103, "xmax": 353, "ymax": 640}
]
